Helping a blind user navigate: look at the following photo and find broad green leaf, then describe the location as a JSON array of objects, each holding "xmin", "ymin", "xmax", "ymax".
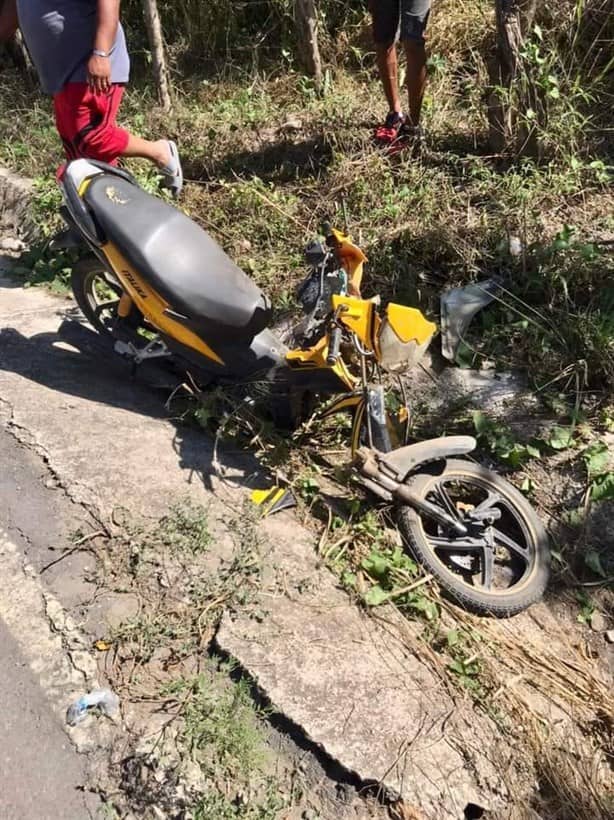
[
  {"xmin": 584, "ymin": 551, "xmax": 607, "ymax": 578},
  {"xmin": 472, "ymin": 410, "xmax": 489, "ymax": 435},
  {"xmin": 448, "ymin": 659, "xmax": 465, "ymax": 675},
  {"xmin": 575, "ymin": 589, "xmax": 595, "ymax": 625},
  {"xmin": 465, "ymin": 661, "xmax": 480, "ymax": 677},
  {"xmin": 446, "ymin": 629, "xmax": 460, "ymax": 647},
  {"xmin": 390, "ymin": 547, "xmax": 405, "ymax": 567},
  {"xmin": 364, "ymin": 585, "xmax": 389, "ymax": 607},
  {"xmin": 562, "ymin": 507, "xmax": 585, "ymax": 526},
  {"xmin": 526, "ymin": 444, "xmax": 542, "ymax": 459},
  {"xmin": 552, "ymin": 237, "xmax": 568, "ymax": 251},
  {"xmin": 504, "ymin": 446, "xmax": 525, "ymax": 468},
  {"xmin": 548, "ymin": 426, "xmax": 573, "ymax": 450},
  {"xmin": 591, "ymin": 472, "xmax": 614, "ymax": 501},
  {"xmin": 583, "ymin": 441, "xmax": 609, "ymax": 476},
  {"xmin": 361, "ymin": 552, "xmax": 390, "ymax": 581},
  {"xmin": 579, "ymin": 243, "xmax": 598, "ymax": 261},
  {"xmin": 390, "ymin": 547, "xmax": 418, "ymax": 575},
  {"xmin": 411, "ymin": 597, "xmax": 438, "ymax": 621}
]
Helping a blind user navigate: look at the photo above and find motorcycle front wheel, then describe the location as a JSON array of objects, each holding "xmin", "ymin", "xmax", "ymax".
[{"xmin": 397, "ymin": 459, "xmax": 549, "ymax": 616}]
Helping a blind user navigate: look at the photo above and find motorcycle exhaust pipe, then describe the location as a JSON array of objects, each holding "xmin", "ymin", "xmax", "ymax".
[{"xmin": 355, "ymin": 448, "xmax": 469, "ymax": 536}]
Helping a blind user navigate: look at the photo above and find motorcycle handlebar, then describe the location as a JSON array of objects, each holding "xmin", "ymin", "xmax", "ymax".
[
  {"xmin": 321, "ymin": 221, "xmax": 340, "ymax": 249},
  {"xmin": 326, "ymin": 325, "xmax": 342, "ymax": 365}
]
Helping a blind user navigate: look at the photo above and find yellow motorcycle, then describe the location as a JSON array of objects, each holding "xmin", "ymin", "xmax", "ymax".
[{"xmin": 56, "ymin": 159, "xmax": 550, "ymax": 616}]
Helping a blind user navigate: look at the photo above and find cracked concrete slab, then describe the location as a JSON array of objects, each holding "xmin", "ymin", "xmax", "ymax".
[
  {"xmin": 0, "ymin": 264, "xmax": 506, "ymax": 816},
  {"xmin": 0, "ymin": 167, "xmax": 38, "ymax": 242},
  {"xmin": 217, "ymin": 522, "xmax": 505, "ymax": 816}
]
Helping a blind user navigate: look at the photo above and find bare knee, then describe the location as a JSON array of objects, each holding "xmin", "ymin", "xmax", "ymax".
[
  {"xmin": 403, "ymin": 39, "xmax": 426, "ymax": 60},
  {"xmin": 376, "ymin": 39, "xmax": 397, "ymax": 57}
]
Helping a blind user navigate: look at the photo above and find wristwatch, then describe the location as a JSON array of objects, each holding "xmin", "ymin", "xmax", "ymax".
[{"xmin": 92, "ymin": 47, "xmax": 114, "ymax": 58}]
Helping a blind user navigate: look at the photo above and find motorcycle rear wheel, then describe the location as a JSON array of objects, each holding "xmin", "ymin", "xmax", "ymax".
[
  {"xmin": 71, "ymin": 257, "xmax": 143, "ymax": 336},
  {"xmin": 397, "ymin": 459, "xmax": 549, "ymax": 616}
]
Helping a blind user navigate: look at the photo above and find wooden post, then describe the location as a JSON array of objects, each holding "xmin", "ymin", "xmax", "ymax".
[
  {"xmin": 142, "ymin": 0, "xmax": 172, "ymax": 112},
  {"xmin": 487, "ymin": 0, "xmax": 538, "ymax": 155},
  {"xmin": 294, "ymin": 0, "xmax": 323, "ymax": 91}
]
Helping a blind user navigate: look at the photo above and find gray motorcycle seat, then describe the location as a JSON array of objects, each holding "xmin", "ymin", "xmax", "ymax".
[{"xmin": 83, "ymin": 174, "xmax": 271, "ymax": 340}]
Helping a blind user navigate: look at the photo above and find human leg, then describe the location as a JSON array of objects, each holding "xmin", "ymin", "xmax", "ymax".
[
  {"xmin": 400, "ymin": 0, "xmax": 430, "ymax": 127},
  {"xmin": 53, "ymin": 83, "xmax": 182, "ymax": 195},
  {"xmin": 53, "ymin": 83, "xmax": 129, "ymax": 165},
  {"xmin": 375, "ymin": 43, "xmax": 402, "ymax": 116},
  {"xmin": 121, "ymin": 134, "xmax": 171, "ymax": 165},
  {"xmin": 370, "ymin": 0, "xmax": 407, "ymax": 141},
  {"xmin": 122, "ymin": 136, "xmax": 183, "ymax": 197}
]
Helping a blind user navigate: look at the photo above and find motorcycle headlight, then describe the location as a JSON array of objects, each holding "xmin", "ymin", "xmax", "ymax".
[{"xmin": 377, "ymin": 304, "xmax": 436, "ymax": 373}]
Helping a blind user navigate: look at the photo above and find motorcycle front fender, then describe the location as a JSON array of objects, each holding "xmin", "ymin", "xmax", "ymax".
[{"xmin": 377, "ymin": 436, "xmax": 477, "ymax": 481}]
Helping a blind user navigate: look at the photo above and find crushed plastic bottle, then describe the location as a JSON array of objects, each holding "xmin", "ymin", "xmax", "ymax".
[{"xmin": 66, "ymin": 688, "xmax": 120, "ymax": 726}]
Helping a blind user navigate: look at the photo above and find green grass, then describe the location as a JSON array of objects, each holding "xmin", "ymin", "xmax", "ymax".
[
  {"xmin": 180, "ymin": 665, "xmax": 286, "ymax": 818},
  {"xmin": 103, "ymin": 500, "xmax": 286, "ymax": 814},
  {"xmin": 178, "ymin": 668, "xmax": 268, "ymax": 773},
  {"xmin": 158, "ymin": 498, "xmax": 212, "ymax": 555},
  {"xmin": 4, "ymin": 36, "xmax": 611, "ymax": 389}
]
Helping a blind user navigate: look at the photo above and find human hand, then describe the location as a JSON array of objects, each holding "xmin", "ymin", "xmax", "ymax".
[{"xmin": 87, "ymin": 53, "xmax": 111, "ymax": 93}]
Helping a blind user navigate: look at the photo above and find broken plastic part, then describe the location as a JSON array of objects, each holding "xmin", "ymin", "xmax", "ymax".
[
  {"xmin": 94, "ymin": 639, "xmax": 113, "ymax": 651},
  {"xmin": 440, "ymin": 279, "xmax": 500, "ymax": 362},
  {"xmin": 66, "ymin": 688, "xmax": 120, "ymax": 726},
  {"xmin": 251, "ymin": 487, "xmax": 297, "ymax": 517}
]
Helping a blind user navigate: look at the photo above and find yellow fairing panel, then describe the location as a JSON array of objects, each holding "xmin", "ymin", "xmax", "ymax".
[
  {"xmin": 386, "ymin": 303, "xmax": 437, "ymax": 344},
  {"xmin": 332, "ymin": 228, "xmax": 367, "ymax": 295},
  {"xmin": 286, "ymin": 335, "xmax": 356, "ymax": 390},
  {"xmin": 332, "ymin": 295, "xmax": 375, "ymax": 349},
  {"xmin": 102, "ymin": 243, "xmax": 224, "ymax": 365}
]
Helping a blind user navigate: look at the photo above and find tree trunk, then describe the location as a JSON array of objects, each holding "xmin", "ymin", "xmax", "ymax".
[
  {"xmin": 294, "ymin": 0, "xmax": 322, "ymax": 91},
  {"xmin": 142, "ymin": 0, "xmax": 172, "ymax": 112},
  {"xmin": 487, "ymin": 0, "xmax": 538, "ymax": 155},
  {"xmin": 1, "ymin": 30, "xmax": 36, "ymax": 85}
]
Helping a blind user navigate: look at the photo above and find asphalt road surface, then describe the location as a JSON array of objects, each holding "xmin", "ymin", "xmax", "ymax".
[
  {"xmin": 0, "ymin": 619, "xmax": 91, "ymax": 819},
  {"xmin": 0, "ymin": 429, "xmax": 93, "ymax": 820}
]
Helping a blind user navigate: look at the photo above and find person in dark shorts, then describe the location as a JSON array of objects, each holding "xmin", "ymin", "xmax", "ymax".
[
  {"xmin": 0, "ymin": 0, "xmax": 182, "ymax": 195},
  {"xmin": 370, "ymin": 0, "xmax": 430, "ymax": 145}
]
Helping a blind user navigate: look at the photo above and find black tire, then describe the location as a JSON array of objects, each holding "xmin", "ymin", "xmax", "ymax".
[
  {"xmin": 397, "ymin": 459, "xmax": 550, "ymax": 616},
  {"xmin": 71, "ymin": 256, "xmax": 122, "ymax": 335},
  {"xmin": 270, "ymin": 384, "xmax": 315, "ymax": 431},
  {"xmin": 71, "ymin": 256, "xmax": 143, "ymax": 336}
]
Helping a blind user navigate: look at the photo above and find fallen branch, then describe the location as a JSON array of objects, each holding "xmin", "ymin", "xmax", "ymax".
[{"xmin": 40, "ymin": 529, "xmax": 105, "ymax": 573}]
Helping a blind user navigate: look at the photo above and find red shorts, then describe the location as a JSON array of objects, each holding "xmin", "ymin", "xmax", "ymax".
[{"xmin": 53, "ymin": 82, "xmax": 130, "ymax": 166}]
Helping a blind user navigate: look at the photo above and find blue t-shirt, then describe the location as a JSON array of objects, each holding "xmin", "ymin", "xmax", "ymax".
[{"xmin": 17, "ymin": 1, "xmax": 130, "ymax": 95}]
